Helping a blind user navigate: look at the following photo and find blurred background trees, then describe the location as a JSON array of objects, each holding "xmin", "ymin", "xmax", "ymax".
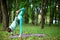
[{"xmin": 0, "ymin": 0, "xmax": 60, "ymax": 30}]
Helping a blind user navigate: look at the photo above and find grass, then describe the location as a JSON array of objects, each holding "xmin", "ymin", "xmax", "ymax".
[{"xmin": 0, "ymin": 23, "xmax": 60, "ymax": 40}]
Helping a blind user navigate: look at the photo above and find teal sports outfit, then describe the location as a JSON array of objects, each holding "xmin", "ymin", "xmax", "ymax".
[{"xmin": 9, "ymin": 7, "xmax": 25, "ymax": 35}]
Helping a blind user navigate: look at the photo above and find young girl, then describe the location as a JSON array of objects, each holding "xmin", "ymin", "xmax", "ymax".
[{"xmin": 7, "ymin": 7, "xmax": 25, "ymax": 37}]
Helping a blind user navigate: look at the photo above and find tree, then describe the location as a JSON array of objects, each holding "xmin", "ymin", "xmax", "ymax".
[
  {"xmin": 24, "ymin": 0, "xmax": 29, "ymax": 24},
  {"xmin": 49, "ymin": 0, "xmax": 55, "ymax": 25},
  {"xmin": 0, "ymin": 3, "xmax": 2, "ymax": 23},
  {"xmin": 57, "ymin": 0, "xmax": 60, "ymax": 24},
  {"xmin": 41, "ymin": 0, "xmax": 47, "ymax": 29},
  {"xmin": 0, "ymin": 0, "xmax": 9, "ymax": 30},
  {"xmin": 5, "ymin": 0, "xmax": 13, "ymax": 23},
  {"xmin": 54, "ymin": 0, "xmax": 57, "ymax": 24},
  {"xmin": 31, "ymin": 7, "xmax": 35, "ymax": 25},
  {"xmin": 24, "ymin": 7, "xmax": 29, "ymax": 24},
  {"xmin": 0, "ymin": 10, "xmax": 2, "ymax": 23},
  {"xmin": 30, "ymin": 1, "xmax": 35, "ymax": 25},
  {"xmin": 41, "ymin": 0, "xmax": 45, "ymax": 29}
]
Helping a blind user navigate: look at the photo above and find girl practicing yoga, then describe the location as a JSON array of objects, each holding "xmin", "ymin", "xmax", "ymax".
[{"xmin": 7, "ymin": 7, "xmax": 25, "ymax": 37}]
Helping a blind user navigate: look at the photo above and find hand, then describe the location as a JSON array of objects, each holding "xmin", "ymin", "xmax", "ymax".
[{"xmin": 16, "ymin": 11, "xmax": 19, "ymax": 15}]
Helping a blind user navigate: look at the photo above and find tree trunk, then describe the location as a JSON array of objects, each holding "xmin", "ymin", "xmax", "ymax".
[
  {"xmin": 49, "ymin": 8, "xmax": 54, "ymax": 25},
  {"xmin": 7, "ymin": 0, "xmax": 12, "ymax": 23},
  {"xmin": 0, "ymin": 10, "xmax": 2, "ymax": 23},
  {"xmin": 49, "ymin": 0, "xmax": 55, "ymax": 25},
  {"xmin": 58, "ymin": 0, "xmax": 60, "ymax": 24},
  {"xmin": 0, "ymin": 3, "xmax": 2, "ymax": 23},
  {"xmin": 36, "ymin": 8, "xmax": 39, "ymax": 25},
  {"xmin": 54, "ymin": 3, "xmax": 57, "ymax": 24},
  {"xmin": 24, "ymin": 3, "xmax": 29, "ymax": 24},
  {"xmin": 31, "ymin": 8, "xmax": 35, "ymax": 25},
  {"xmin": 0, "ymin": 0, "xmax": 9, "ymax": 30},
  {"xmin": 0, "ymin": 2, "xmax": 2, "ymax": 23},
  {"xmin": 41, "ymin": 0, "xmax": 46, "ymax": 29},
  {"xmin": 45, "ymin": 0, "xmax": 48, "ymax": 24},
  {"xmin": 24, "ymin": 8, "xmax": 29, "ymax": 24}
]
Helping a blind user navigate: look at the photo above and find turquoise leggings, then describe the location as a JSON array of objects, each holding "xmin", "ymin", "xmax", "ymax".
[
  {"xmin": 19, "ymin": 16, "xmax": 23, "ymax": 35},
  {"xmin": 18, "ymin": 11, "xmax": 24, "ymax": 35},
  {"xmin": 9, "ymin": 7, "xmax": 25, "ymax": 35}
]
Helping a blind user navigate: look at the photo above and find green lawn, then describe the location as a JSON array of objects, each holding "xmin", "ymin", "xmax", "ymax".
[{"xmin": 0, "ymin": 24, "xmax": 60, "ymax": 40}]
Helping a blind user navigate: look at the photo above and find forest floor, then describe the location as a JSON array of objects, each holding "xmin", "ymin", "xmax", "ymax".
[{"xmin": 0, "ymin": 23, "xmax": 60, "ymax": 40}]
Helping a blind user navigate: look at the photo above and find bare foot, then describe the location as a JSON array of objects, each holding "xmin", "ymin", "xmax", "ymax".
[{"xmin": 19, "ymin": 34, "xmax": 22, "ymax": 37}]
